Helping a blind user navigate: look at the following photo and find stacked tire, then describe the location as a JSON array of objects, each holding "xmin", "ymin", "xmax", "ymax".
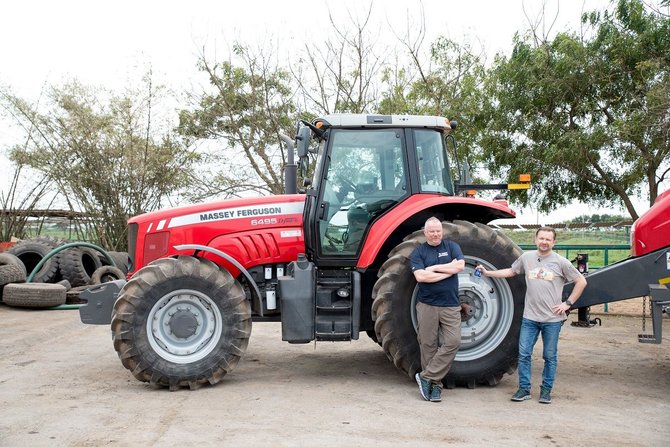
[
  {"xmin": 8, "ymin": 236, "xmax": 61, "ymax": 283},
  {"xmin": 0, "ymin": 253, "xmax": 27, "ymax": 301},
  {"xmin": 1, "ymin": 237, "xmax": 129, "ymax": 309}
]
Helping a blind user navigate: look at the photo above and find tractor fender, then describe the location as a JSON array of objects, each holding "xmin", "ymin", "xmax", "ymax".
[
  {"xmin": 357, "ymin": 194, "xmax": 516, "ymax": 269},
  {"xmin": 173, "ymin": 244, "xmax": 264, "ymax": 317}
]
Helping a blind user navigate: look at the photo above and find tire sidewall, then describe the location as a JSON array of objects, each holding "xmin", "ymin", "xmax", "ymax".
[
  {"xmin": 8, "ymin": 240, "xmax": 60, "ymax": 283},
  {"xmin": 122, "ymin": 263, "xmax": 250, "ymax": 380},
  {"xmin": 91, "ymin": 265, "xmax": 125, "ymax": 284}
]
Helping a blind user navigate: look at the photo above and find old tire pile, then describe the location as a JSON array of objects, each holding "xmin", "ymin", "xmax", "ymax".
[
  {"xmin": 8, "ymin": 237, "xmax": 61, "ymax": 283},
  {"xmin": 1, "ymin": 237, "xmax": 129, "ymax": 309}
]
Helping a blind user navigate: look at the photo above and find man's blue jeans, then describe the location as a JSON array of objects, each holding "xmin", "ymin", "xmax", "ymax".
[{"xmin": 518, "ymin": 317, "xmax": 563, "ymax": 391}]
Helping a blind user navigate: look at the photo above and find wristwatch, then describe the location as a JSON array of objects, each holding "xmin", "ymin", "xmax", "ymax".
[{"xmin": 565, "ymin": 299, "xmax": 573, "ymax": 307}]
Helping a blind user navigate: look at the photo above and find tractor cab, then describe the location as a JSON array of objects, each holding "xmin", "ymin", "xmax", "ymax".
[{"xmin": 298, "ymin": 114, "xmax": 456, "ymax": 266}]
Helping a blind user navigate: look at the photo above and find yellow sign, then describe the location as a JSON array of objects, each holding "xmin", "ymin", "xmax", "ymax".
[{"xmin": 508, "ymin": 183, "xmax": 531, "ymax": 190}]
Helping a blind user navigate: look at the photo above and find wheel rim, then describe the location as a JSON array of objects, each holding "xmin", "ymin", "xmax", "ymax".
[
  {"xmin": 146, "ymin": 289, "xmax": 223, "ymax": 364},
  {"xmin": 410, "ymin": 255, "xmax": 515, "ymax": 362}
]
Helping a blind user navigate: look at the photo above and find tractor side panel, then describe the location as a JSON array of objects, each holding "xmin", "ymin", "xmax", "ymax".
[{"xmin": 206, "ymin": 228, "xmax": 305, "ymax": 276}]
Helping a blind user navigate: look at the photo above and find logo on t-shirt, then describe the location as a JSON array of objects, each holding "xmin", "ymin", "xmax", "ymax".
[
  {"xmin": 528, "ymin": 267, "xmax": 555, "ymax": 281},
  {"xmin": 438, "ymin": 252, "xmax": 450, "ymax": 258}
]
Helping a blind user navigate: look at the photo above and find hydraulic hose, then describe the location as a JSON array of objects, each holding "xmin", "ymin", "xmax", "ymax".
[{"xmin": 24, "ymin": 242, "xmax": 117, "ymax": 310}]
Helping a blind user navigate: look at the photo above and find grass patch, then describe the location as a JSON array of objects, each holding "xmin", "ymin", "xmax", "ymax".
[{"xmin": 501, "ymin": 229, "xmax": 630, "ymax": 268}]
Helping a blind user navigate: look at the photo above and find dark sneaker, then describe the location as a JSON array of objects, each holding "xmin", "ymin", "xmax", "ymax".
[
  {"xmin": 429, "ymin": 385, "xmax": 442, "ymax": 402},
  {"xmin": 539, "ymin": 387, "xmax": 552, "ymax": 404},
  {"xmin": 511, "ymin": 388, "xmax": 531, "ymax": 401},
  {"xmin": 415, "ymin": 373, "xmax": 431, "ymax": 401}
]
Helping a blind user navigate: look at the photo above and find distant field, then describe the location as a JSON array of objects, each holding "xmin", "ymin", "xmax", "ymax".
[{"xmin": 501, "ymin": 228, "xmax": 631, "ymax": 268}]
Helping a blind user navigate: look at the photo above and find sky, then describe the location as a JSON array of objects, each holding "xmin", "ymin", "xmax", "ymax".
[
  {"xmin": 0, "ymin": 0, "xmax": 654, "ymax": 224},
  {"xmin": 1, "ymin": 0, "xmax": 611, "ymax": 96}
]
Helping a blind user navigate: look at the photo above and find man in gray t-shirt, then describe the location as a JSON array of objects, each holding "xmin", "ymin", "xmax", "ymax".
[{"xmin": 477, "ymin": 227, "xmax": 587, "ymax": 404}]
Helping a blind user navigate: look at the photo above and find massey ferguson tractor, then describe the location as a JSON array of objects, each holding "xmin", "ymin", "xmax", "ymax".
[{"xmin": 79, "ymin": 113, "xmax": 669, "ymax": 390}]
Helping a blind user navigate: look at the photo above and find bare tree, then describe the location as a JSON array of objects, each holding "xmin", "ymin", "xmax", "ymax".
[
  {"xmin": 292, "ymin": 3, "xmax": 387, "ymax": 114},
  {"xmin": 2, "ymin": 73, "xmax": 198, "ymax": 249},
  {"xmin": 0, "ymin": 163, "xmax": 53, "ymax": 241},
  {"xmin": 179, "ymin": 43, "xmax": 297, "ymax": 199}
]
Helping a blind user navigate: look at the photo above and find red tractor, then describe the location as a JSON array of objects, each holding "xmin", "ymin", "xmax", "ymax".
[{"xmin": 80, "ymin": 114, "xmax": 544, "ymax": 390}]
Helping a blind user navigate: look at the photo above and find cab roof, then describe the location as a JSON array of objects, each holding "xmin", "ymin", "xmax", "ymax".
[{"xmin": 317, "ymin": 114, "xmax": 452, "ymax": 130}]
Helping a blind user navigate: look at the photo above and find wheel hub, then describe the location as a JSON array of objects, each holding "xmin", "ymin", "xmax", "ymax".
[
  {"xmin": 169, "ymin": 309, "xmax": 199, "ymax": 339},
  {"xmin": 458, "ymin": 272, "xmax": 503, "ymax": 350},
  {"xmin": 147, "ymin": 290, "xmax": 223, "ymax": 363},
  {"xmin": 459, "ymin": 293, "xmax": 479, "ymax": 322},
  {"xmin": 455, "ymin": 263, "xmax": 515, "ymax": 361}
]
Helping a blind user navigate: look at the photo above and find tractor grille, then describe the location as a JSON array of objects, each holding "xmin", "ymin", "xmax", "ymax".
[{"xmin": 127, "ymin": 223, "xmax": 138, "ymax": 273}]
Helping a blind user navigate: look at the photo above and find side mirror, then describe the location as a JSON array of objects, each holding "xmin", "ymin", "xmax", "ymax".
[{"xmin": 296, "ymin": 125, "xmax": 311, "ymax": 158}]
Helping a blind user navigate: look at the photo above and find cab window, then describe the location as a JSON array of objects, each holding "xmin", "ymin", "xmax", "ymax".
[
  {"xmin": 415, "ymin": 129, "xmax": 453, "ymax": 194},
  {"xmin": 318, "ymin": 129, "xmax": 407, "ymax": 256}
]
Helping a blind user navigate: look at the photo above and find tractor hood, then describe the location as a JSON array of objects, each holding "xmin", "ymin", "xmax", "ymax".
[
  {"xmin": 128, "ymin": 194, "xmax": 306, "ymax": 229},
  {"xmin": 126, "ymin": 194, "xmax": 307, "ymax": 273}
]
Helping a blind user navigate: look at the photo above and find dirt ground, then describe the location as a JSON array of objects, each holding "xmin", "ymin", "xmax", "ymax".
[{"xmin": 0, "ymin": 302, "xmax": 668, "ymax": 447}]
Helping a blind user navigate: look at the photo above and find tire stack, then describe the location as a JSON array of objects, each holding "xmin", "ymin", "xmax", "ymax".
[{"xmin": 0, "ymin": 237, "xmax": 129, "ymax": 309}]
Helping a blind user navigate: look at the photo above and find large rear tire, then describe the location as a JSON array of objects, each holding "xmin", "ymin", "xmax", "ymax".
[
  {"xmin": 111, "ymin": 256, "xmax": 252, "ymax": 390},
  {"xmin": 372, "ymin": 220, "xmax": 525, "ymax": 388}
]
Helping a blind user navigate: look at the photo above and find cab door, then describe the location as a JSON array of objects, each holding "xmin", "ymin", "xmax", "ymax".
[{"xmin": 304, "ymin": 128, "xmax": 410, "ymax": 267}]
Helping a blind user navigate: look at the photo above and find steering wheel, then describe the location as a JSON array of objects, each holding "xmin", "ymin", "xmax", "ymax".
[
  {"xmin": 335, "ymin": 174, "xmax": 358, "ymax": 205},
  {"xmin": 336, "ymin": 174, "xmax": 357, "ymax": 194}
]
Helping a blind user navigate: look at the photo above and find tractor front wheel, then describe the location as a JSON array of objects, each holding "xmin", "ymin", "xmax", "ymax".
[{"xmin": 111, "ymin": 256, "xmax": 251, "ymax": 390}]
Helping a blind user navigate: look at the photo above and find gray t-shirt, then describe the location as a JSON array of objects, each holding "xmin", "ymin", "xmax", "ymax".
[{"xmin": 511, "ymin": 251, "xmax": 582, "ymax": 322}]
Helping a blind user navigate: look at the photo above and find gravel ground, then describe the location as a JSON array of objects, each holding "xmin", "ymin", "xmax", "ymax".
[
  {"xmin": 591, "ymin": 296, "xmax": 647, "ymax": 316},
  {"xmin": 0, "ymin": 302, "xmax": 668, "ymax": 447}
]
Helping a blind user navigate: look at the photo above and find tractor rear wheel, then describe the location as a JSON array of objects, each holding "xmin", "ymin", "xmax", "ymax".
[
  {"xmin": 372, "ymin": 220, "xmax": 525, "ymax": 388},
  {"xmin": 111, "ymin": 256, "xmax": 252, "ymax": 390}
]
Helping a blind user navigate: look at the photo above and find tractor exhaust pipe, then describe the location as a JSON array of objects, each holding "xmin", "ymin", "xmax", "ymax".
[{"xmin": 280, "ymin": 134, "xmax": 297, "ymax": 195}]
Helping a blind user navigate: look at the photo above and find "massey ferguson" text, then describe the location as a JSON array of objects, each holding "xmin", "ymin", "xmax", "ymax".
[{"xmin": 199, "ymin": 206, "xmax": 282, "ymax": 221}]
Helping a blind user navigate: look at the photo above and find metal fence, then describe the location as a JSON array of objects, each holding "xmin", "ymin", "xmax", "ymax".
[{"xmin": 518, "ymin": 244, "xmax": 631, "ymax": 268}]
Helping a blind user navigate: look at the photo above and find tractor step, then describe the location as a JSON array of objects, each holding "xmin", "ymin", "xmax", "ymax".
[{"xmin": 313, "ymin": 269, "xmax": 361, "ymax": 342}]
